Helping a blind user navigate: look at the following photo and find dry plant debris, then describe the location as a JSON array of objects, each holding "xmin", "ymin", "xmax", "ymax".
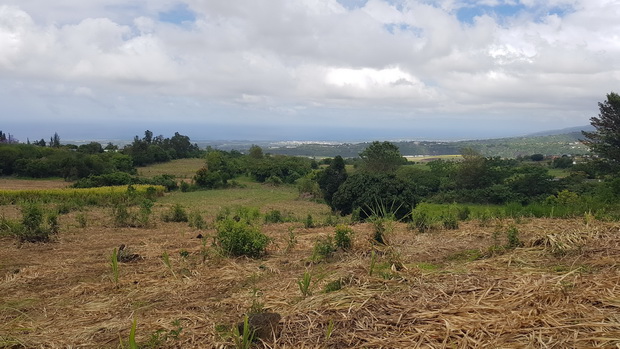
[{"xmin": 1, "ymin": 216, "xmax": 619, "ymax": 348}]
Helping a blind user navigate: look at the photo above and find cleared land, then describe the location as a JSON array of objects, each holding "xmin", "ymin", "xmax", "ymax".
[{"xmin": 1, "ymin": 161, "xmax": 619, "ymax": 348}]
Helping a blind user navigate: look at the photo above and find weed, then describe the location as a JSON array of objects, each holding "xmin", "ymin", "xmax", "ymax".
[
  {"xmin": 369, "ymin": 250, "xmax": 377, "ymax": 276},
  {"xmin": 161, "ymin": 251, "xmax": 177, "ymax": 278},
  {"xmin": 110, "ymin": 248, "xmax": 120, "ymax": 286},
  {"xmin": 410, "ymin": 208, "xmax": 433, "ymax": 233},
  {"xmin": 369, "ymin": 215, "xmax": 395, "ymax": 244},
  {"xmin": 179, "ymin": 250, "xmax": 190, "ymax": 258},
  {"xmin": 305, "ymin": 214, "xmax": 314, "ymax": 228},
  {"xmin": 334, "ymin": 224, "xmax": 353, "ymax": 250},
  {"xmin": 323, "ymin": 279, "xmax": 342, "ymax": 293},
  {"xmin": 232, "ymin": 315, "xmax": 255, "ymax": 349},
  {"xmin": 287, "ymin": 226, "xmax": 297, "ymax": 251},
  {"xmin": 298, "ymin": 270, "xmax": 312, "ymax": 297},
  {"xmin": 162, "ymin": 204, "xmax": 189, "ymax": 222},
  {"xmin": 248, "ymin": 288, "xmax": 264, "ymax": 315},
  {"xmin": 264, "ymin": 209, "xmax": 283, "ymax": 223},
  {"xmin": 119, "ymin": 318, "xmax": 139, "ymax": 349},
  {"xmin": 188, "ymin": 210, "xmax": 207, "ymax": 229},
  {"xmin": 584, "ymin": 210, "xmax": 595, "ymax": 227},
  {"xmin": 17, "ymin": 202, "xmax": 57, "ymax": 243},
  {"xmin": 112, "ymin": 203, "xmax": 131, "ymax": 227},
  {"xmin": 216, "ymin": 218, "xmax": 269, "ymax": 258},
  {"xmin": 325, "ymin": 319, "xmax": 335, "ymax": 342},
  {"xmin": 312, "ymin": 236, "xmax": 335, "ymax": 261},
  {"xmin": 76, "ymin": 212, "xmax": 88, "ymax": 228},
  {"xmin": 441, "ymin": 213, "xmax": 459, "ymax": 230},
  {"xmin": 505, "ymin": 225, "xmax": 522, "ymax": 249}
]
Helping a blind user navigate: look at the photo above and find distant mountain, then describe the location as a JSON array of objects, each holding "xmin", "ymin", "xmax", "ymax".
[{"xmin": 525, "ymin": 125, "xmax": 594, "ymax": 137}]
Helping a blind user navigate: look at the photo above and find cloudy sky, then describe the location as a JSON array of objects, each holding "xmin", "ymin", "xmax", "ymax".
[{"xmin": 1, "ymin": 0, "xmax": 619, "ymax": 142}]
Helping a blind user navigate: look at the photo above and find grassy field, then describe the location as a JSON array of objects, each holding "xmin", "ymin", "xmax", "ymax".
[
  {"xmin": 1, "ymin": 160, "xmax": 619, "ymax": 348},
  {"xmin": 136, "ymin": 158, "xmax": 205, "ymax": 179},
  {"xmin": 405, "ymin": 154, "xmax": 462, "ymax": 163}
]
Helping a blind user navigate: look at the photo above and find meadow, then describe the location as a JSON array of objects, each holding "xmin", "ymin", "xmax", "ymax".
[{"xmin": 1, "ymin": 159, "xmax": 619, "ymax": 348}]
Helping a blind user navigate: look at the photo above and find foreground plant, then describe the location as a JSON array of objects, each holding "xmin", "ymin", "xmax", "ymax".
[
  {"xmin": 110, "ymin": 248, "xmax": 120, "ymax": 287},
  {"xmin": 232, "ymin": 315, "xmax": 255, "ymax": 349},
  {"xmin": 298, "ymin": 270, "xmax": 312, "ymax": 297}
]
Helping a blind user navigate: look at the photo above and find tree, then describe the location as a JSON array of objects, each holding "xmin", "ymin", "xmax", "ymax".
[
  {"xmin": 359, "ymin": 141, "xmax": 406, "ymax": 173},
  {"xmin": 317, "ymin": 155, "xmax": 348, "ymax": 205},
  {"xmin": 331, "ymin": 172, "xmax": 417, "ymax": 219},
  {"xmin": 582, "ymin": 92, "xmax": 620, "ymax": 164},
  {"xmin": 50, "ymin": 132, "xmax": 61, "ymax": 148}
]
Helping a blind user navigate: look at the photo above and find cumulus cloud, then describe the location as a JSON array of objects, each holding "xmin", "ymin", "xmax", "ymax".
[{"xmin": 0, "ymin": 0, "xmax": 619, "ymax": 139}]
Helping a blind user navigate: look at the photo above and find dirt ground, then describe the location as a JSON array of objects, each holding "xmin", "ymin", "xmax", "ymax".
[
  {"xmin": 0, "ymin": 179, "xmax": 70, "ymax": 190},
  {"xmin": 1, "ymin": 211, "xmax": 620, "ymax": 348}
]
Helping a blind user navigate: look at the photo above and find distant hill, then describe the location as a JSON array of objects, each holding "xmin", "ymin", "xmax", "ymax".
[
  {"xmin": 264, "ymin": 131, "xmax": 591, "ymax": 159},
  {"xmin": 525, "ymin": 125, "xmax": 594, "ymax": 137}
]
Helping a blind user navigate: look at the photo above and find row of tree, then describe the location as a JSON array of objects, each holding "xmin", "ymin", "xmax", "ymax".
[{"xmin": 0, "ymin": 130, "xmax": 201, "ymax": 179}]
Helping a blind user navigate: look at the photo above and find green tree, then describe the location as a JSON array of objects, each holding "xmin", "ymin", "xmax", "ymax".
[
  {"xmin": 331, "ymin": 172, "xmax": 417, "ymax": 219},
  {"xmin": 359, "ymin": 141, "xmax": 406, "ymax": 173},
  {"xmin": 582, "ymin": 92, "xmax": 620, "ymax": 164},
  {"xmin": 317, "ymin": 155, "xmax": 348, "ymax": 205}
]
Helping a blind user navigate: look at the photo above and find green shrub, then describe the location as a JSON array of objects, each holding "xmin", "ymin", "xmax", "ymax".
[
  {"xmin": 441, "ymin": 213, "xmax": 459, "ymax": 230},
  {"xmin": 216, "ymin": 218, "xmax": 269, "ymax": 258},
  {"xmin": 323, "ymin": 279, "xmax": 343, "ymax": 293},
  {"xmin": 188, "ymin": 211, "xmax": 207, "ymax": 229},
  {"xmin": 264, "ymin": 209, "xmax": 283, "ymax": 224},
  {"xmin": 334, "ymin": 224, "xmax": 353, "ymax": 250},
  {"xmin": 16, "ymin": 202, "xmax": 57, "ymax": 242},
  {"xmin": 216, "ymin": 206, "xmax": 261, "ymax": 224},
  {"xmin": 411, "ymin": 208, "xmax": 433, "ymax": 233},
  {"xmin": 304, "ymin": 214, "xmax": 314, "ymax": 228},
  {"xmin": 162, "ymin": 204, "xmax": 189, "ymax": 223},
  {"xmin": 312, "ymin": 236, "xmax": 335, "ymax": 261}
]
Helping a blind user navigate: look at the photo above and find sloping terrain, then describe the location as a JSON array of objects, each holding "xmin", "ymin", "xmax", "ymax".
[{"xmin": 1, "ymin": 213, "xmax": 619, "ymax": 348}]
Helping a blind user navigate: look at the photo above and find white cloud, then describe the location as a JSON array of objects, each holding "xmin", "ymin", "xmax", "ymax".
[{"xmin": 1, "ymin": 0, "xmax": 619, "ymax": 140}]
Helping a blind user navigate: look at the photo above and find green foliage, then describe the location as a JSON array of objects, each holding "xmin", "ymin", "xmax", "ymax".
[
  {"xmin": 317, "ymin": 155, "xmax": 348, "ymax": 205},
  {"xmin": 323, "ymin": 279, "xmax": 342, "ymax": 293},
  {"xmin": 506, "ymin": 226, "xmax": 522, "ymax": 249},
  {"xmin": 194, "ymin": 167, "xmax": 223, "ymax": 189},
  {"xmin": 162, "ymin": 204, "xmax": 189, "ymax": 223},
  {"xmin": 298, "ymin": 270, "xmax": 312, "ymax": 297},
  {"xmin": 312, "ymin": 236, "xmax": 335, "ymax": 261},
  {"xmin": 334, "ymin": 224, "xmax": 353, "ymax": 250},
  {"xmin": 216, "ymin": 206, "xmax": 261, "ymax": 224},
  {"xmin": 359, "ymin": 141, "xmax": 406, "ymax": 173},
  {"xmin": 304, "ymin": 214, "xmax": 314, "ymax": 228},
  {"xmin": 264, "ymin": 209, "xmax": 283, "ymax": 224},
  {"xmin": 232, "ymin": 315, "xmax": 255, "ymax": 349},
  {"xmin": 110, "ymin": 248, "xmax": 120, "ymax": 286},
  {"xmin": 216, "ymin": 218, "xmax": 269, "ymax": 258},
  {"xmin": 188, "ymin": 210, "xmax": 207, "ymax": 229},
  {"xmin": 331, "ymin": 172, "xmax": 417, "ymax": 220},
  {"xmin": 582, "ymin": 92, "xmax": 620, "ymax": 164},
  {"xmin": 13, "ymin": 202, "xmax": 58, "ymax": 243}
]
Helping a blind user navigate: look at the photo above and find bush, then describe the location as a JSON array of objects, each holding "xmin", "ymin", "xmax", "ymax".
[
  {"xmin": 162, "ymin": 204, "xmax": 189, "ymax": 223},
  {"xmin": 188, "ymin": 211, "xmax": 207, "ymax": 229},
  {"xmin": 15, "ymin": 202, "xmax": 57, "ymax": 242},
  {"xmin": 264, "ymin": 209, "xmax": 283, "ymax": 224},
  {"xmin": 334, "ymin": 224, "xmax": 353, "ymax": 250},
  {"xmin": 304, "ymin": 214, "xmax": 314, "ymax": 228},
  {"xmin": 312, "ymin": 236, "xmax": 335, "ymax": 261},
  {"xmin": 216, "ymin": 218, "xmax": 269, "ymax": 258}
]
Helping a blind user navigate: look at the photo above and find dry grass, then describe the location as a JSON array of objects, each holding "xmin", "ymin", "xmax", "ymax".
[
  {"xmin": 0, "ymin": 178, "xmax": 70, "ymax": 190},
  {"xmin": 1, "ymin": 213, "xmax": 619, "ymax": 348}
]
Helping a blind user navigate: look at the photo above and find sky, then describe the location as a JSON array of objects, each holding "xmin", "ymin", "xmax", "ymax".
[{"xmin": 1, "ymin": 0, "xmax": 619, "ymax": 142}]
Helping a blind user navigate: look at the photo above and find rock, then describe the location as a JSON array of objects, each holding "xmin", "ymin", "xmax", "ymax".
[{"xmin": 237, "ymin": 312, "xmax": 282, "ymax": 341}]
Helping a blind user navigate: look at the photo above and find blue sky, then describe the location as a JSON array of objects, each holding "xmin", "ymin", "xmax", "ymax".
[{"xmin": 0, "ymin": 0, "xmax": 618, "ymax": 142}]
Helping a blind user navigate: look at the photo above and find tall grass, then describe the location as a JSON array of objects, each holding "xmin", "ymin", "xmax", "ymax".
[{"xmin": 0, "ymin": 185, "xmax": 165, "ymax": 205}]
